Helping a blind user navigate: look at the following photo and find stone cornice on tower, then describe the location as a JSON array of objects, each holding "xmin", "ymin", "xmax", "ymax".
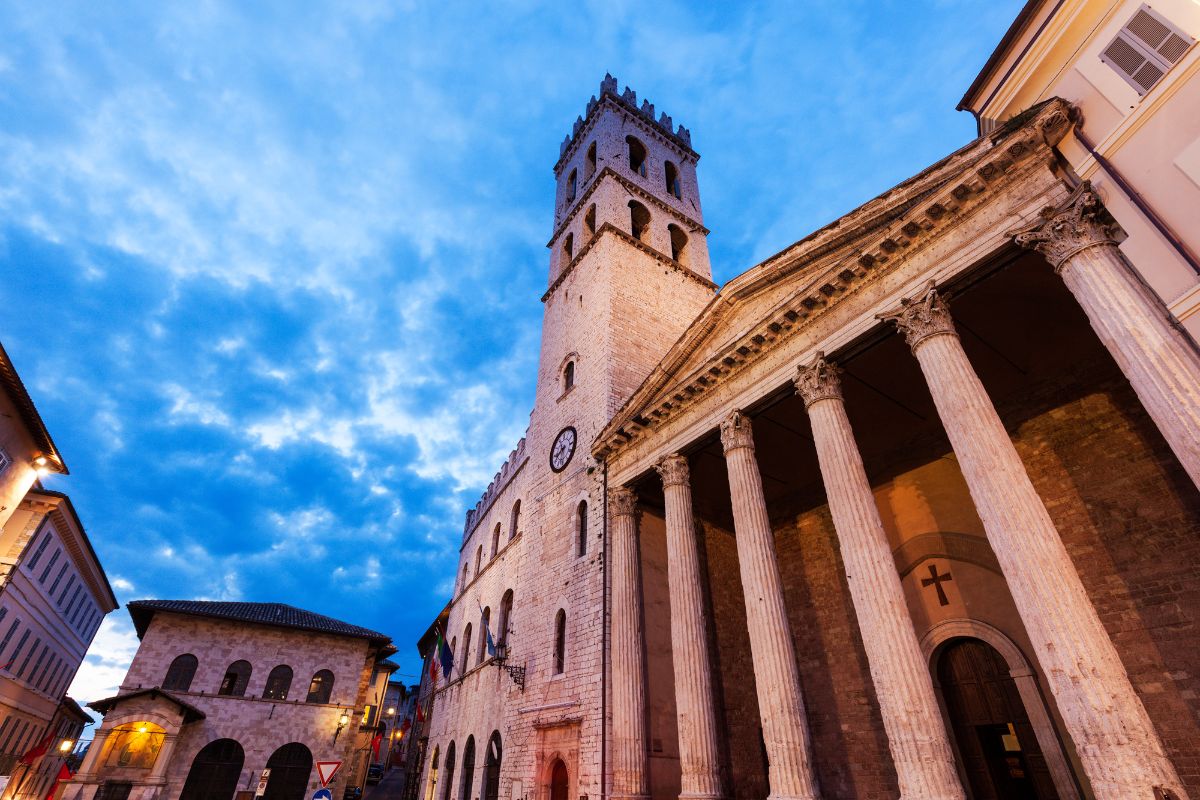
[
  {"xmin": 554, "ymin": 74, "xmax": 698, "ymax": 176},
  {"xmin": 591, "ymin": 98, "xmax": 1073, "ymax": 461}
]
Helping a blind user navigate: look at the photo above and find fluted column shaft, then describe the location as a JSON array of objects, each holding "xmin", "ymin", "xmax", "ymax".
[
  {"xmin": 796, "ymin": 357, "xmax": 964, "ymax": 800},
  {"xmin": 610, "ymin": 487, "xmax": 649, "ymax": 800},
  {"xmin": 1014, "ymin": 183, "xmax": 1200, "ymax": 490},
  {"xmin": 882, "ymin": 285, "xmax": 1185, "ymax": 800},
  {"xmin": 719, "ymin": 413, "xmax": 821, "ymax": 800},
  {"xmin": 657, "ymin": 455, "xmax": 724, "ymax": 800}
]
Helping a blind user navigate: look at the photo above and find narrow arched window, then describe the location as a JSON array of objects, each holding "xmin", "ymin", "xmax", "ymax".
[
  {"xmin": 585, "ymin": 204, "xmax": 596, "ymax": 238},
  {"xmin": 566, "ymin": 169, "xmax": 577, "ymax": 202},
  {"xmin": 492, "ymin": 524, "xmax": 501, "ymax": 558},
  {"xmin": 628, "ymin": 201, "xmax": 650, "ymax": 242},
  {"xmin": 462, "ymin": 563, "xmax": 469, "ymax": 591},
  {"xmin": 478, "ymin": 608, "xmax": 491, "ymax": 664},
  {"xmin": 563, "ymin": 233, "xmax": 574, "ymax": 260},
  {"xmin": 306, "ymin": 669, "xmax": 334, "ymax": 703},
  {"xmin": 576, "ymin": 501, "xmax": 588, "ymax": 557},
  {"xmin": 585, "ymin": 141, "xmax": 597, "ymax": 180},
  {"xmin": 668, "ymin": 224, "xmax": 689, "ymax": 265},
  {"xmin": 563, "ymin": 361, "xmax": 575, "ymax": 392},
  {"xmin": 510, "ymin": 500, "xmax": 521, "ymax": 540},
  {"xmin": 460, "ymin": 736, "xmax": 476, "ymax": 800},
  {"xmin": 462, "ymin": 623, "xmax": 473, "ymax": 674},
  {"xmin": 441, "ymin": 741, "xmax": 457, "ymax": 800},
  {"xmin": 217, "ymin": 659, "xmax": 251, "ymax": 696},
  {"xmin": 163, "ymin": 654, "xmax": 198, "ymax": 691},
  {"xmin": 497, "ymin": 589, "xmax": 514, "ymax": 653},
  {"xmin": 553, "ymin": 610, "xmax": 566, "ymax": 674},
  {"xmin": 626, "ymin": 136, "xmax": 647, "ymax": 177},
  {"xmin": 475, "ymin": 545, "xmax": 483, "ymax": 576},
  {"xmin": 665, "ymin": 161, "xmax": 681, "ymax": 199},
  {"xmin": 483, "ymin": 732, "xmax": 502, "ymax": 800},
  {"xmin": 262, "ymin": 664, "xmax": 292, "ymax": 700}
]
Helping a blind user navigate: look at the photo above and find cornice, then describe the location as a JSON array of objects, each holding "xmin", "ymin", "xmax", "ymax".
[
  {"xmin": 462, "ymin": 454, "xmax": 529, "ymax": 549},
  {"xmin": 554, "ymin": 93, "xmax": 699, "ymax": 176},
  {"xmin": 592, "ymin": 99, "xmax": 1070, "ymax": 461},
  {"xmin": 541, "ymin": 223, "xmax": 718, "ymax": 304},
  {"xmin": 547, "ymin": 166, "xmax": 708, "ymax": 248}
]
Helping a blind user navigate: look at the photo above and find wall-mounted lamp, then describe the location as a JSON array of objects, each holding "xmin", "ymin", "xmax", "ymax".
[
  {"xmin": 58, "ymin": 739, "xmax": 74, "ymax": 754},
  {"xmin": 386, "ymin": 707, "xmax": 395, "ymax": 716},
  {"xmin": 33, "ymin": 455, "xmax": 51, "ymax": 478},
  {"xmin": 333, "ymin": 712, "xmax": 350, "ymax": 744}
]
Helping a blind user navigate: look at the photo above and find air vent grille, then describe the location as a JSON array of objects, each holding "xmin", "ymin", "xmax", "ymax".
[{"xmin": 1100, "ymin": 4, "xmax": 1194, "ymax": 96}]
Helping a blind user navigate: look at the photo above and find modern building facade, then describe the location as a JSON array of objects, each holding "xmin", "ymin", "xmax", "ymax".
[
  {"xmin": 420, "ymin": 3, "xmax": 1200, "ymax": 800},
  {"xmin": 59, "ymin": 601, "xmax": 396, "ymax": 800}
]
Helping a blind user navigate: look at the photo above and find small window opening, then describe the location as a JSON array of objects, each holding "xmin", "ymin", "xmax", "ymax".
[
  {"xmin": 628, "ymin": 201, "xmax": 650, "ymax": 242},
  {"xmin": 475, "ymin": 545, "xmax": 483, "ymax": 576},
  {"xmin": 478, "ymin": 608, "xmax": 491, "ymax": 664},
  {"xmin": 564, "ymin": 233, "xmax": 574, "ymax": 261},
  {"xmin": 553, "ymin": 609, "xmax": 566, "ymax": 674},
  {"xmin": 566, "ymin": 169, "xmax": 577, "ymax": 202},
  {"xmin": 510, "ymin": 500, "xmax": 521, "ymax": 540},
  {"xmin": 585, "ymin": 141, "xmax": 597, "ymax": 180},
  {"xmin": 563, "ymin": 361, "xmax": 575, "ymax": 392},
  {"xmin": 462, "ymin": 623, "xmax": 473, "ymax": 673},
  {"xmin": 576, "ymin": 501, "xmax": 588, "ymax": 557},
  {"xmin": 492, "ymin": 524, "xmax": 501, "ymax": 558},
  {"xmin": 585, "ymin": 205, "xmax": 596, "ymax": 238},
  {"xmin": 669, "ymin": 224, "xmax": 689, "ymax": 265},
  {"xmin": 665, "ymin": 161, "xmax": 681, "ymax": 199},
  {"xmin": 626, "ymin": 136, "xmax": 647, "ymax": 177}
]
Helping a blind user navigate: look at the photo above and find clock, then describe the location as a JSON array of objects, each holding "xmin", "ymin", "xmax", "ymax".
[{"xmin": 550, "ymin": 426, "xmax": 577, "ymax": 473}]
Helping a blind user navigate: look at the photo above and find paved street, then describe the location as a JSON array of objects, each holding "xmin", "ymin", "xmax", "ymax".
[{"xmin": 363, "ymin": 768, "xmax": 406, "ymax": 800}]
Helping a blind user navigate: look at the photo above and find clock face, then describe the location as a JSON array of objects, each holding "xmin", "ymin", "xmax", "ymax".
[{"xmin": 550, "ymin": 427, "xmax": 577, "ymax": 473}]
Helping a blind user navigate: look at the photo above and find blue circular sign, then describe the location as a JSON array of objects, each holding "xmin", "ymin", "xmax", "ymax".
[{"xmin": 312, "ymin": 790, "xmax": 332, "ymax": 800}]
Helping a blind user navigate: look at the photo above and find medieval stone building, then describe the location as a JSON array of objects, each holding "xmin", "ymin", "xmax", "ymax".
[{"xmin": 421, "ymin": 3, "xmax": 1200, "ymax": 800}]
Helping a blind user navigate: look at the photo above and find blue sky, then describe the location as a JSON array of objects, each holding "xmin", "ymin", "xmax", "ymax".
[{"xmin": 0, "ymin": 0, "xmax": 1024, "ymax": 703}]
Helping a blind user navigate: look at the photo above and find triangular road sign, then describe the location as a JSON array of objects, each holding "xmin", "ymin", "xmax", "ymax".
[{"xmin": 316, "ymin": 761, "xmax": 342, "ymax": 787}]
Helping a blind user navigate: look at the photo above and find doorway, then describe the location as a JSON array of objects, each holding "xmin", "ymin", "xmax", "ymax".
[
  {"xmin": 262, "ymin": 742, "xmax": 313, "ymax": 800},
  {"xmin": 549, "ymin": 759, "xmax": 568, "ymax": 800},
  {"xmin": 179, "ymin": 738, "xmax": 244, "ymax": 800},
  {"xmin": 483, "ymin": 732, "xmax": 502, "ymax": 800},
  {"xmin": 937, "ymin": 638, "xmax": 1058, "ymax": 799}
]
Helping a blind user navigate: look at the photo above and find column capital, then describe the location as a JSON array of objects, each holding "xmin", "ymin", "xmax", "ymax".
[
  {"xmin": 878, "ymin": 281, "xmax": 956, "ymax": 351},
  {"xmin": 794, "ymin": 353, "xmax": 843, "ymax": 409},
  {"xmin": 718, "ymin": 411, "xmax": 755, "ymax": 454},
  {"xmin": 655, "ymin": 454, "xmax": 690, "ymax": 488},
  {"xmin": 1011, "ymin": 181, "xmax": 1119, "ymax": 271},
  {"xmin": 611, "ymin": 486, "xmax": 639, "ymax": 518}
]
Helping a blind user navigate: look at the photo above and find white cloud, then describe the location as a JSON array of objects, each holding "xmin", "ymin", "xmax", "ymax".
[{"xmin": 68, "ymin": 615, "xmax": 141, "ymax": 707}]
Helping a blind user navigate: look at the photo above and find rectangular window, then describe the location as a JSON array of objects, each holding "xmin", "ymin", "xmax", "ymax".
[
  {"xmin": 0, "ymin": 618, "xmax": 18, "ymax": 661},
  {"xmin": 41, "ymin": 658, "xmax": 61, "ymax": 694},
  {"xmin": 24, "ymin": 531, "xmax": 51, "ymax": 572},
  {"xmin": 0, "ymin": 448, "xmax": 10, "ymax": 474},
  {"xmin": 65, "ymin": 588, "xmax": 84, "ymax": 621},
  {"xmin": 1101, "ymin": 4, "xmax": 1195, "ymax": 95},
  {"xmin": 17, "ymin": 636, "xmax": 40, "ymax": 678},
  {"xmin": 47, "ymin": 563, "xmax": 68, "ymax": 596},
  {"xmin": 8, "ymin": 629, "xmax": 31, "ymax": 668},
  {"xmin": 7, "ymin": 720, "xmax": 29, "ymax": 755},
  {"xmin": 38, "ymin": 549, "xmax": 61, "ymax": 583},
  {"xmin": 58, "ymin": 576, "xmax": 76, "ymax": 606},
  {"xmin": 27, "ymin": 643, "xmax": 48, "ymax": 684}
]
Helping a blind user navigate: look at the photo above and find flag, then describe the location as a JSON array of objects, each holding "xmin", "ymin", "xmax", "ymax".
[
  {"xmin": 46, "ymin": 763, "xmax": 72, "ymax": 800},
  {"xmin": 477, "ymin": 602, "xmax": 496, "ymax": 658},
  {"xmin": 428, "ymin": 630, "xmax": 442, "ymax": 684},
  {"xmin": 371, "ymin": 732, "xmax": 383, "ymax": 761},
  {"xmin": 436, "ymin": 628, "xmax": 454, "ymax": 682},
  {"xmin": 416, "ymin": 702, "xmax": 425, "ymax": 724},
  {"xmin": 400, "ymin": 718, "xmax": 411, "ymax": 736},
  {"xmin": 19, "ymin": 733, "xmax": 53, "ymax": 765}
]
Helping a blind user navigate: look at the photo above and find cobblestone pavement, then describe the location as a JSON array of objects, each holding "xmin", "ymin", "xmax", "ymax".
[{"xmin": 363, "ymin": 768, "xmax": 406, "ymax": 800}]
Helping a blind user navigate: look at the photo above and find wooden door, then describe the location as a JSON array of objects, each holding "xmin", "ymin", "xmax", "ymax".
[{"xmin": 549, "ymin": 759, "xmax": 568, "ymax": 800}]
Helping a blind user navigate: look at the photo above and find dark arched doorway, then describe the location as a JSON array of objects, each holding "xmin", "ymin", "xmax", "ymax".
[
  {"xmin": 459, "ymin": 736, "xmax": 476, "ymax": 800},
  {"xmin": 937, "ymin": 638, "xmax": 1059, "ymax": 799},
  {"xmin": 262, "ymin": 742, "xmax": 313, "ymax": 800},
  {"xmin": 179, "ymin": 738, "xmax": 244, "ymax": 800},
  {"xmin": 483, "ymin": 732, "xmax": 502, "ymax": 800},
  {"xmin": 549, "ymin": 759, "xmax": 568, "ymax": 800}
]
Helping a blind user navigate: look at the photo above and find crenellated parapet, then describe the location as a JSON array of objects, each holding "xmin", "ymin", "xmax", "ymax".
[
  {"xmin": 462, "ymin": 435, "xmax": 529, "ymax": 543},
  {"xmin": 557, "ymin": 73, "xmax": 693, "ymax": 165}
]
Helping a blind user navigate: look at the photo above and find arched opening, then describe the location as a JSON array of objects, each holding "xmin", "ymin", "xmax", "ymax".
[
  {"xmin": 497, "ymin": 589, "xmax": 514, "ymax": 655},
  {"xmin": 563, "ymin": 361, "xmax": 575, "ymax": 392},
  {"xmin": 553, "ymin": 610, "xmax": 566, "ymax": 675},
  {"xmin": 668, "ymin": 224, "xmax": 689, "ymax": 266},
  {"xmin": 305, "ymin": 669, "xmax": 334, "ymax": 703},
  {"xmin": 262, "ymin": 742, "xmax": 313, "ymax": 800},
  {"xmin": 937, "ymin": 638, "xmax": 1059, "ymax": 799},
  {"xmin": 425, "ymin": 746, "xmax": 440, "ymax": 800},
  {"xmin": 664, "ymin": 161, "xmax": 681, "ymax": 198},
  {"xmin": 103, "ymin": 721, "xmax": 166, "ymax": 769},
  {"xmin": 475, "ymin": 545, "xmax": 483, "ymax": 576},
  {"xmin": 566, "ymin": 169, "xmax": 577, "ymax": 202},
  {"xmin": 462, "ymin": 623, "xmax": 473, "ymax": 674},
  {"xmin": 462, "ymin": 563, "xmax": 469, "ymax": 591},
  {"xmin": 217, "ymin": 659, "xmax": 251, "ymax": 696},
  {"xmin": 625, "ymin": 136, "xmax": 647, "ymax": 177},
  {"xmin": 441, "ymin": 741, "xmax": 457, "ymax": 800},
  {"xmin": 628, "ymin": 201, "xmax": 650, "ymax": 242},
  {"xmin": 162, "ymin": 654, "xmax": 198, "ymax": 691},
  {"xmin": 179, "ymin": 738, "xmax": 244, "ymax": 800},
  {"xmin": 492, "ymin": 524, "xmax": 502, "ymax": 558},
  {"xmin": 510, "ymin": 500, "xmax": 521, "ymax": 540},
  {"xmin": 262, "ymin": 664, "xmax": 293, "ymax": 700},
  {"xmin": 585, "ymin": 141, "xmax": 597, "ymax": 180},
  {"xmin": 575, "ymin": 501, "xmax": 588, "ymax": 557},
  {"xmin": 478, "ymin": 608, "xmax": 492, "ymax": 664},
  {"xmin": 563, "ymin": 232, "xmax": 574, "ymax": 261},
  {"xmin": 585, "ymin": 204, "xmax": 596, "ymax": 238},
  {"xmin": 483, "ymin": 732, "xmax": 502, "ymax": 800},
  {"xmin": 550, "ymin": 758, "xmax": 569, "ymax": 800},
  {"xmin": 459, "ymin": 735, "xmax": 476, "ymax": 800}
]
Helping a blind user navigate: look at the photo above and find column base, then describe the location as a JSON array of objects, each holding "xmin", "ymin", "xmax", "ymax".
[
  {"xmin": 610, "ymin": 793, "xmax": 649, "ymax": 800},
  {"xmin": 766, "ymin": 792, "xmax": 821, "ymax": 800},
  {"xmin": 678, "ymin": 793, "xmax": 724, "ymax": 800}
]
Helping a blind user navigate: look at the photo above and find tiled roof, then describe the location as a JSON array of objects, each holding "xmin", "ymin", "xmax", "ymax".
[
  {"xmin": 89, "ymin": 688, "xmax": 206, "ymax": 723},
  {"xmin": 127, "ymin": 600, "xmax": 392, "ymax": 646}
]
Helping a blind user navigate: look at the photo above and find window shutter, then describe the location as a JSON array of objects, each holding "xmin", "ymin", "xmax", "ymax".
[{"xmin": 1101, "ymin": 4, "xmax": 1195, "ymax": 95}]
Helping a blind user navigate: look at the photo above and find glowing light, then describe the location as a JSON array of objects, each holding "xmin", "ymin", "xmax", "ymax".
[
  {"xmin": 138, "ymin": 726, "xmax": 147, "ymax": 733},
  {"xmin": 59, "ymin": 739, "xmax": 74, "ymax": 753},
  {"xmin": 387, "ymin": 707, "xmax": 395, "ymax": 715},
  {"xmin": 338, "ymin": 713, "xmax": 350, "ymax": 727}
]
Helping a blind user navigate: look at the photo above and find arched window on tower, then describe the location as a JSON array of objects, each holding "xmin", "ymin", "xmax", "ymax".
[
  {"xmin": 306, "ymin": 669, "xmax": 334, "ymax": 703},
  {"xmin": 491, "ymin": 524, "xmax": 501, "ymax": 558},
  {"xmin": 628, "ymin": 201, "xmax": 650, "ymax": 243},
  {"xmin": 566, "ymin": 169, "xmax": 577, "ymax": 202},
  {"xmin": 497, "ymin": 589, "xmax": 514, "ymax": 655},
  {"xmin": 462, "ymin": 623, "xmax": 473, "ymax": 674},
  {"xmin": 163, "ymin": 654, "xmax": 198, "ymax": 691},
  {"xmin": 462, "ymin": 563, "xmax": 469, "ymax": 592},
  {"xmin": 626, "ymin": 136, "xmax": 647, "ymax": 177},
  {"xmin": 475, "ymin": 545, "xmax": 483, "ymax": 576},
  {"xmin": 262, "ymin": 664, "xmax": 293, "ymax": 700},
  {"xmin": 217, "ymin": 660, "xmax": 251, "ymax": 696},
  {"xmin": 576, "ymin": 501, "xmax": 588, "ymax": 557},
  {"xmin": 563, "ymin": 233, "xmax": 574, "ymax": 261},
  {"xmin": 665, "ymin": 161, "xmax": 681, "ymax": 199},
  {"xmin": 510, "ymin": 500, "xmax": 521, "ymax": 540},
  {"xmin": 668, "ymin": 224, "xmax": 689, "ymax": 266},
  {"xmin": 563, "ymin": 361, "xmax": 575, "ymax": 393},
  {"xmin": 553, "ymin": 610, "xmax": 566, "ymax": 674},
  {"xmin": 478, "ymin": 607, "xmax": 491, "ymax": 665},
  {"xmin": 585, "ymin": 141, "xmax": 597, "ymax": 180},
  {"xmin": 585, "ymin": 204, "xmax": 596, "ymax": 239}
]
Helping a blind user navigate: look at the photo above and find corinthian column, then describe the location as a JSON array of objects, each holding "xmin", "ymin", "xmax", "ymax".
[
  {"xmin": 880, "ymin": 284, "xmax": 1186, "ymax": 800},
  {"xmin": 719, "ymin": 412, "xmax": 821, "ymax": 800},
  {"xmin": 795, "ymin": 356, "xmax": 964, "ymax": 800},
  {"xmin": 610, "ymin": 486, "xmax": 649, "ymax": 800},
  {"xmin": 1013, "ymin": 181, "xmax": 1200, "ymax": 490},
  {"xmin": 656, "ymin": 455, "xmax": 723, "ymax": 800}
]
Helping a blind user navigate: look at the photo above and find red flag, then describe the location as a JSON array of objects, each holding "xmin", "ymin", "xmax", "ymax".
[
  {"xmin": 416, "ymin": 703, "xmax": 425, "ymax": 724},
  {"xmin": 400, "ymin": 718, "xmax": 411, "ymax": 736},
  {"xmin": 19, "ymin": 733, "xmax": 53, "ymax": 765},
  {"xmin": 46, "ymin": 763, "xmax": 72, "ymax": 800},
  {"xmin": 371, "ymin": 732, "xmax": 383, "ymax": 761}
]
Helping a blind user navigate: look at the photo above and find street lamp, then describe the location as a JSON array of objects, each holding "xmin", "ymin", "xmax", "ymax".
[
  {"xmin": 333, "ymin": 712, "xmax": 350, "ymax": 744},
  {"xmin": 58, "ymin": 739, "xmax": 74, "ymax": 754}
]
